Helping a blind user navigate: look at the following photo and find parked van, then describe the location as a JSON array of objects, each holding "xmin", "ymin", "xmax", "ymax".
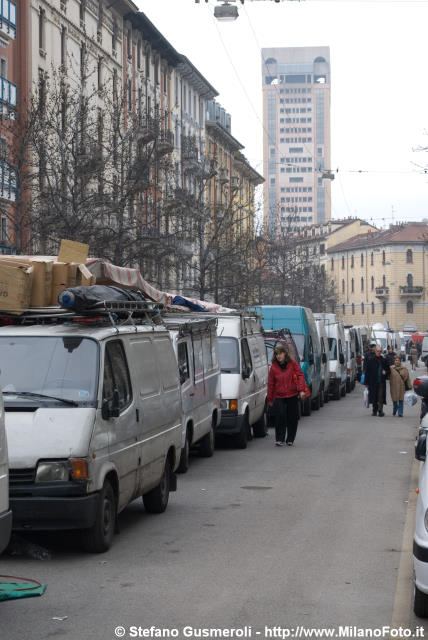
[
  {"xmin": 316, "ymin": 314, "xmax": 346, "ymax": 400},
  {"xmin": 216, "ymin": 313, "xmax": 268, "ymax": 448},
  {"xmin": 315, "ymin": 318, "xmax": 329, "ymax": 406},
  {"xmin": 0, "ymin": 310, "xmax": 182, "ymax": 552},
  {"xmin": 254, "ymin": 306, "xmax": 322, "ymax": 415},
  {"xmin": 371, "ymin": 322, "xmax": 394, "ymax": 354},
  {"xmin": 162, "ymin": 315, "xmax": 221, "ymax": 472},
  {"xmin": 344, "ymin": 327, "xmax": 357, "ymax": 393},
  {"xmin": 0, "ymin": 390, "xmax": 11, "ymax": 554}
]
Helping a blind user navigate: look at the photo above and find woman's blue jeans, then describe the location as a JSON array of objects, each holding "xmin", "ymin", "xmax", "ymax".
[{"xmin": 393, "ymin": 400, "xmax": 403, "ymax": 416}]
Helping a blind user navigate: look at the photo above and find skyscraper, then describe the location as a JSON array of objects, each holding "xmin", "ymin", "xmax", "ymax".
[{"xmin": 262, "ymin": 46, "xmax": 331, "ymax": 237}]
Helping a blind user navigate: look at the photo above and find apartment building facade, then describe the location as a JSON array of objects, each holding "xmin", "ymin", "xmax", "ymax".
[
  {"xmin": 262, "ymin": 46, "xmax": 331, "ymax": 237},
  {"xmin": 0, "ymin": 0, "xmax": 18, "ymax": 253},
  {"xmin": 327, "ymin": 223, "xmax": 428, "ymax": 330}
]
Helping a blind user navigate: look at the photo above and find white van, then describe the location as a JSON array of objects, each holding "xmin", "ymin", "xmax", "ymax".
[
  {"xmin": 162, "ymin": 315, "xmax": 221, "ymax": 472},
  {"xmin": 216, "ymin": 313, "xmax": 268, "ymax": 448},
  {"xmin": 0, "ymin": 389, "xmax": 11, "ymax": 554},
  {"xmin": 0, "ymin": 311, "xmax": 182, "ymax": 552},
  {"xmin": 315, "ymin": 314, "xmax": 346, "ymax": 400},
  {"xmin": 315, "ymin": 318, "xmax": 329, "ymax": 406},
  {"xmin": 344, "ymin": 327, "xmax": 357, "ymax": 393}
]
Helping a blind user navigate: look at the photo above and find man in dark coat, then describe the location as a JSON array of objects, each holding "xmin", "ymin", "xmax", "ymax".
[
  {"xmin": 365, "ymin": 345, "xmax": 390, "ymax": 416},
  {"xmin": 385, "ymin": 345, "xmax": 397, "ymax": 367}
]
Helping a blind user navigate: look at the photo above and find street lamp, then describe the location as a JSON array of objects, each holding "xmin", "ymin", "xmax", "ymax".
[
  {"xmin": 214, "ymin": 1, "xmax": 239, "ymax": 20},
  {"xmin": 195, "ymin": 0, "xmax": 295, "ymax": 22}
]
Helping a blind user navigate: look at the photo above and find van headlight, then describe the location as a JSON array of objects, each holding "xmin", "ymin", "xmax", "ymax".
[{"xmin": 35, "ymin": 461, "xmax": 70, "ymax": 483}]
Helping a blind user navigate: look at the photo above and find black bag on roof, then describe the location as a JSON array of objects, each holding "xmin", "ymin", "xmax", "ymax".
[{"xmin": 58, "ymin": 285, "xmax": 145, "ymax": 313}]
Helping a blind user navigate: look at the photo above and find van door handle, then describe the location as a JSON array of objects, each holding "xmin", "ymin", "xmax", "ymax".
[{"xmin": 189, "ymin": 392, "xmax": 195, "ymax": 397}]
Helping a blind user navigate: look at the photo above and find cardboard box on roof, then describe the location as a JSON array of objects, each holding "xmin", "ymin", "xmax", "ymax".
[
  {"xmin": 29, "ymin": 259, "xmax": 53, "ymax": 307},
  {"xmin": 50, "ymin": 262, "xmax": 69, "ymax": 306},
  {"xmin": 0, "ymin": 261, "xmax": 33, "ymax": 312}
]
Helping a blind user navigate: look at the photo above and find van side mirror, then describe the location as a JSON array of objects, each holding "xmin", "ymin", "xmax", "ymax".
[
  {"xmin": 339, "ymin": 354, "xmax": 345, "ymax": 365},
  {"xmin": 102, "ymin": 389, "xmax": 120, "ymax": 420},
  {"xmin": 242, "ymin": 365, "xmax": 251, "ymax": 380},
  {"xmin": 416, "ymin": 432, "xmax": 427, "ymax": 462}
]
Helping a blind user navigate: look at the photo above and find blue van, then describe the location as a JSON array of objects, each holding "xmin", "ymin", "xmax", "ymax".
[{"xmin": 252, "ymin": 305, "xmax": 322, "ymax": 415}]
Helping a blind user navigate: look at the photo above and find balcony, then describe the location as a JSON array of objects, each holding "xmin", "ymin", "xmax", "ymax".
[
  {"xmin": 216, "ymin": 167, "xmax": 229, "ymax": 185},
  {"xmin": 136, "ymin": 116, "xmax": 158, "ymax": 144},
  {"xmin": 0, "ymin": 78, "xmax": 17, "ymax": 112},
  {"xmin": 155, "ymin": 131, "xmax": 174, "ymax": 157},
  {"xmin": 399, "ymin": 285, "xmax": 424, "ymax": 297},
  {"xmin": 0, "ymin": 161, "xmax": 17, "ymax": 203},
  {"xmin": 181, "ymin": 135, "xmax": 200, "ymax": 173},
  {"xmin": 0, "ymin": 0, "xmax": 16, "ymax": 40},
  {"xmin": 375, "ymin": 286, "xmax": 389, "ymax": 299}
]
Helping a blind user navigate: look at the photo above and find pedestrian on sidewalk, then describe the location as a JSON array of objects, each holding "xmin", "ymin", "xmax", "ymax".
[
  {"xmin": 385, "ymin": 345, "xmax": 397, "ymax": 367},
  {"xmin": 389, "ymin": 355, "xmax": 410, "ymax": 417},
  {"xmin": 410, "ymin": 342, "xmax": 419, "ymax": 371},
  {"xmin": 267, "ymin": 345, "xmax": 306, "ymax": 447},
  {"xmin": 365, "ymin": 345, "xmax": 390, "ymax": 417}
]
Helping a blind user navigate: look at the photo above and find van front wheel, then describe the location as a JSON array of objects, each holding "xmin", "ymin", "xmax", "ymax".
[
  {"xmin": 199, "ymin": 426, "xmax": 215, "ymax": 457},
  {"xmin": 143, "ymin": 461, "xmax": 171, "ymax": 513},
  {"xmin": 81, "ymin": 480, "xmax": 115, "ymax": 553}
]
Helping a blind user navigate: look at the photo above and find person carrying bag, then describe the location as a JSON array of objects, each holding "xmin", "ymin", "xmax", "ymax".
[
  {"xmin": 389, "ymin": 354, "xmax": 411, "ymax": 417},
  {"xmin": 267, "ymin": 344, "xmax": 306, "ymax": 447}
]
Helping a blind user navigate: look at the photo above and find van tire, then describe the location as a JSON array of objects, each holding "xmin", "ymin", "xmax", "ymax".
[
  {"xmin": 324, "ymin": 388, "xmax": 329, "ymax": 403},
  {"xmin": 81, "ymin": 480, "xmax": 115, "ymax": 553},
  {"xmin": 253, "ymin": 409, "xmax": 268, "ymax": 438},
  {"xmin": 319, "ymin": 388, "xmax": 324, "ymax": 407},
  {"xmin": 311, "ymin": 394, "xmax": 320, "ymax": 411},
  {"xmin": 235, "ymin": 415, "xmax": 248, "ymax": 449},
  {"xmin": 177, "ymin": 431, "xmax": 190, "ymax": 474},
  {"xmin": 333, "ymin": 382, "xmax": 341, "ymax": 401},
  {"xmin": 199, "ymin": 426, "xmax": 215, "ymax": 457},
  {"xmin": 414, "ymin": 584, "xmax": 428, "ymax": 617},
  {"xmin": 143, "ymin": 461, "xmax": 171, "ymax": 514},
  {"xmin": 341, "ymin": 384, "xmax": 346, "ymax": 397},
  {"xmin": 302, "ymin": 397, "xmax": 312, "ymax": 416}
]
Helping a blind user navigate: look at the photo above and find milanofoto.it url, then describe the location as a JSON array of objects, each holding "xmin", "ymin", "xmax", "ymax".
[{"xmin": 116, "ymin": 625, "xmax": 426, "ymax": 639}]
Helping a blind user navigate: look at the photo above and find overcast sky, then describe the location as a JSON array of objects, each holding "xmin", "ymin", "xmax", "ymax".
[{"xmin": 138, "ymin": 0, "xmax": 428, "ymax": 228}]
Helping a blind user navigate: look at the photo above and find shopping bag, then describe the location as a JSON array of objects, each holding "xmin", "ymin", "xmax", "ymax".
[
  {"xmin": 360, "ymin": 372, "xmax": 365, "ymax": 384},
  {"xmin": 363, "ymin": 388, "xmax": 369, "ymax": 408}
]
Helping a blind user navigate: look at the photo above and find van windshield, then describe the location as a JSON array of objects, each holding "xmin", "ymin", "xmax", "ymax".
[
  {"xmin": 0, "ymin": 336, "xmax": 98, "ymax": 407},
  {"xmin": 328, "ymin": 338, "xmax": 337, "ymax": 360},
  {"xmin": 218, "ymin": 337, "xmax": 240, "ymax": 373},
  {"xmin": 291, "ymin": 333, "xmax": 306, "ymax": 361}
]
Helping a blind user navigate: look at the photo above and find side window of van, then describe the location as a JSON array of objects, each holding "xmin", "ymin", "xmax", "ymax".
[
  {"xmin": 153, "ymin": 338, "xmax": 179, "ymax": 390},
  {"xmin": 178, "ymin": 342, "xmax": 189, "ymax": 384},
  {"xmin": 308, "ymin": 335, "xmax": 314, "ymax": 362},
  {"xmin": 241, "ymin": 339, "xmax": 253, "ymax": 376},
  {"xmin": 104, "ymin": 341, "xmax": 132, "ymax": 412},
  {"xmin": 338, "ymin": 339, "xmax": 343, "ymax": 356}
]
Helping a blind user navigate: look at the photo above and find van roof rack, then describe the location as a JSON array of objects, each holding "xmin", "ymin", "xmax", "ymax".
[{"xmin": 0, "ymin": 300, "xmax": 164, "ymax": 327}]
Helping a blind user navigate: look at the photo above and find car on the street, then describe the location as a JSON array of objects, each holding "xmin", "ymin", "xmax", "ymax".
[
  {"xmin": 412, "ymin": 375, "xmax": 428, "ymax": 616},
  {"xmin": 0, "ymin": 388, "xmax": 11, "ymax": 555}
]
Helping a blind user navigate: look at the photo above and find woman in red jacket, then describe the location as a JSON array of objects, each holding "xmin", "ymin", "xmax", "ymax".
[{"xmin": 267, "ymin": 344, "xmax": 306, "ymax": 447}]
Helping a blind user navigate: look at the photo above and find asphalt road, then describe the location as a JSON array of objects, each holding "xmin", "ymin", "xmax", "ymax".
[{"xmin": 0, "ymin": 371, "xmax": 426, "ymax": 640}]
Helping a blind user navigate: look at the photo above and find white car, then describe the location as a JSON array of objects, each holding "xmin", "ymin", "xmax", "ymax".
[{"xmin": 413, "ymin": 376, "xmax": 428, "ymax": 616}]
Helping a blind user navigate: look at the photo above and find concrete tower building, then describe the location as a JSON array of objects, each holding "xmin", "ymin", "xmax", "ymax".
[{"xmin": 262, "ymin": 46, "xmax": 331, "ymax": 237}]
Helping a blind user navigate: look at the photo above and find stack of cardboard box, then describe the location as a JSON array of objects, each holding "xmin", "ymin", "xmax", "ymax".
[{"xmin": 0, "ymin": 240, "xmax": 96, "ymax": 313}]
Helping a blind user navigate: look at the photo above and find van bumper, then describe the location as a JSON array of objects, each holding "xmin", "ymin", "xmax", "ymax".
[
  {"xmin": 414, "ymin": 539, "xmax": 428, "ymax": 592},
  {"xmin": 10, "ymin": 494, "xmax": 99, "ymax": 531},
  {"xmin": 0, "ymin": 509, "xmax": 12, "ymax": 553},
  {"xmin": 218, "ymin": 410, "xmax": 244, "ymax": 435}
]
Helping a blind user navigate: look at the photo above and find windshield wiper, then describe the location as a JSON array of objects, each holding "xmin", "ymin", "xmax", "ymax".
[{"xmin": 2, "ymin": 391, "xmax": 78, "ymax": 407}]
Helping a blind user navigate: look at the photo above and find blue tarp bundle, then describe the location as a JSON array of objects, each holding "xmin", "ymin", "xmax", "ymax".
[
  {"xmin": 172, "ymin": 296, "xmax": 208, "ymax": 312},
  {"xmin": 0, "ymin": 576, "xmax": 47, "ymax": 601}
]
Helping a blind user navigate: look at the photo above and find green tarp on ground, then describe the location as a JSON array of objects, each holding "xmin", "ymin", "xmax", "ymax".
[{"xmin": 0, "ymin": 580, "xmax": 47, "ymax": 601}]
